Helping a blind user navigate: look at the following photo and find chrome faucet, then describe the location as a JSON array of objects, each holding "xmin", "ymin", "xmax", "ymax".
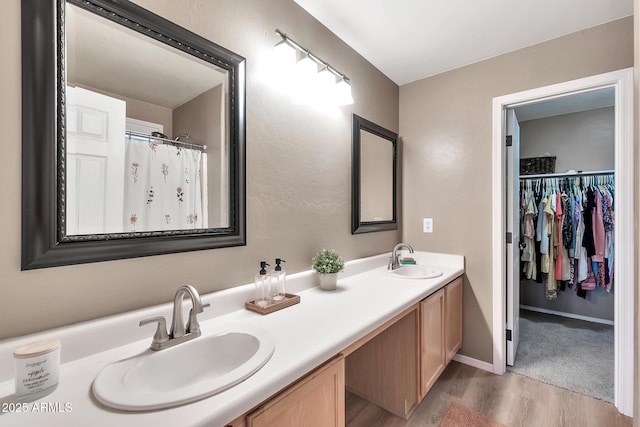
[
  {"xmin": 139, "ymin": 285, "xmax": 210, "ymax": 351},
  {"xmin": 388, "ymin": 243, "xmax": 414, "ymax": 270}
]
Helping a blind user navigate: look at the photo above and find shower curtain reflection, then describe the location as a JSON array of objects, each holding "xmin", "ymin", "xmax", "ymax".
[{"xmin": 124, "ymin": 135, "xmax": 207, "ymax": 232}]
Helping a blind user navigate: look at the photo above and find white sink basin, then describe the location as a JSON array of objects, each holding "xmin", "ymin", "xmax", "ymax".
[
  {"xmin": 93, "ymin": 323, "xmax": 275, "ymax": 411},
  {"xmin": 387, "ymin": 265, "xmax": 443, "ymax": 279}
]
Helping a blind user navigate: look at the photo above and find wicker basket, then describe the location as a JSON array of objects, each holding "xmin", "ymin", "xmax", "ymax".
[{"xmin": 520, "ymin": 156, "xmax": 556, "ymax": 175}]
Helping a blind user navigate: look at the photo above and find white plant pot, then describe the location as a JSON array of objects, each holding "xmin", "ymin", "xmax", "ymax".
[{"xmin": 318, "ymin": 273, "xmax": 338, "ymax": 291}]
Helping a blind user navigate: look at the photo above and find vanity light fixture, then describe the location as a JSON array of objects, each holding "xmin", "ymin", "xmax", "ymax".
[{"xmin": 274, "ymin": 29, "xmax": 353, "ymax": 106}]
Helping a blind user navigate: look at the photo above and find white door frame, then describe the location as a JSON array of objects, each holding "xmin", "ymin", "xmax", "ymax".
[{"xmin": 491, "ymin": 68, "xmax": 634, "ymax": 417}]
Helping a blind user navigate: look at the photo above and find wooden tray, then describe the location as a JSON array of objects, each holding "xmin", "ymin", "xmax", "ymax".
[{"xmin": 245, "ymin": 293, "xmax": 300, "ymax": 315}]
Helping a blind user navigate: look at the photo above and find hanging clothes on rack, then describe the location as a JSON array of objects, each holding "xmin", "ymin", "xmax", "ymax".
[
  {"xmin": 544, "ymin": 188, "xmax": 558, "ymax": 299},
  {"xmin": 519, "ymin": 171, "xmax": 615, "ymax": 301},
  {"xmin": 520, "ymin": 182, "xmax": 537, "ymax": 280}
]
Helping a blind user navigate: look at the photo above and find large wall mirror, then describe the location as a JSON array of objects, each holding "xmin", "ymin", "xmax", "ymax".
[
  {"xmin": 351, "ymin": 115, "xmax": 397, "ymax": 234},
  {"xmin": 22, "ymin": 0, "xmax": 246, "ymax": 269}
]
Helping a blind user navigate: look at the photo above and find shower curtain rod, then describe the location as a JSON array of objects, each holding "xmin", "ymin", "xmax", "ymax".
[
  {"xmin": 126, "ymin": 130, "xmax": 207, "ymax": 151},
  {"xmin": 520, "ymin": 169, "xmax": 614, "ymax": 180}
]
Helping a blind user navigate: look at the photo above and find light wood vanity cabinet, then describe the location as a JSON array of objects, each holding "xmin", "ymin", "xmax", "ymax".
[
  {"xmin": 420, "ymin": 276, "xmax": 463, "ymax": 398},
  {"xmin": 345, "ymin": 305, "xmax": 420, "ymax": 419},
  {"xmin": 445, "ymin": 276, "xmax": 463, "ymax": 363},
  {"xmin": 342, "ymin": 275, "xmax": 463, "ymax": 419},
  {"xmin": 419, "ymin": 288, "xmax": 445, "ymax": 400},
  {"xmin": 227, "ymin": 275, "xmax": 463, "ymax": 426},
  {"xmin": 245, "ymin": 356, "xmax": 345, "ymax": 427}
]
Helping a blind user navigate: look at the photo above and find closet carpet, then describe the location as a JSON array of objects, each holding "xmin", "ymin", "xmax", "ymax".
[{"xmin": 508, "ymin": 309, "xmax": 614, "ymax": 402}]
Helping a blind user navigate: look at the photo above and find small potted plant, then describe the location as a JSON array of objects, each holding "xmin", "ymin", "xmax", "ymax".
[{"xmin": 312, "ymin": 249, "xmax": 345, "ymax": 291}]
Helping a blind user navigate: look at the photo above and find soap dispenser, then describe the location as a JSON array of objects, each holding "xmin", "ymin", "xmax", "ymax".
[
  {"xmin": 271, "ymin": 258, "xmax": 287, "ymax": 301},
  {"xmin": 254, "ymin": 261, "xmax": 271, "ymax": 307}
]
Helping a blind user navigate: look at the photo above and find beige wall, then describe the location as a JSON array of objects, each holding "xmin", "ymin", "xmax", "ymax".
[
  {"xmin": 73, "ymin": 84, "xmax": 174, "ymax": 135},
  {"xmin": 519, "ymin": 107, "xmax": 615, "ymax": 172},
  {"xmin": 400, "ymin": 17, "xmax": 633, "ymax": 363},
  {"xmin": 634, "ymin": 1, "xmax": 639, "ymax": 425},
  {"xmin": 124, "ymin": 95, "xmax": 173, "ymax": 137},
  {"xmin": 0, "ymin": 0, "xmax": 400, "ymax": 340},
  {"xmin": 173, "ymin": 85, "xmax": 225, "ymax": 227},
  {"xmin": 173, "ymin": 85, "xmax": 221, "ymax": 146}
]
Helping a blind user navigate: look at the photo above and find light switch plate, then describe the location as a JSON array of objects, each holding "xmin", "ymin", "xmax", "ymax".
[{"xmin": 423, "ymin": 218, "xmax": 433, "ymax": 233}]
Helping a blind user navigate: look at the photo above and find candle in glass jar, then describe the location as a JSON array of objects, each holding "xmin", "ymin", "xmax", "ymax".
[{"xmin": 13, "ymin": 339, "xmax": 61, "ymax": 401}]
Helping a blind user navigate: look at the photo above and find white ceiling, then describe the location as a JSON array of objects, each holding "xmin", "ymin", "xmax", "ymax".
[
  {"xmin": 66, "ymin": 4, "xmax": 226, "ymax": 110},
  {"xmin": 514, "ymin": 87, "xmax": 615, "ymax": 122},
  {"xmin": 292, "ymin": 0, "xmax": 633, "ymax": 86}
]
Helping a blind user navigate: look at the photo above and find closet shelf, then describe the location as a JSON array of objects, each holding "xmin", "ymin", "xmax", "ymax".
[{"xmin": 520, "ymin": 169, "xmax": 613, "ymax": 179}]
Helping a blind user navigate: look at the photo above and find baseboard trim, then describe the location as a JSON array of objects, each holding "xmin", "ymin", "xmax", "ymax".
[
  {"xmin": 452, "ymin": 354, "xmax": 494, "ymax": 373},
  {"xmin": 520, "ymin": 305, "xmax": 614, "ymax": 326}
]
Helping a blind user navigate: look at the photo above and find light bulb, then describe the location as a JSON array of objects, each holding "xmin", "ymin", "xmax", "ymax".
[
  {"xmin": 295, "ymin": 53, "xmax": 317, "ymax": 80},
  {"xmin": 315, "ymin": 67, "xmax": 336, "ymax": 105},
  {"xmin": 335, "ymin": 78, "xmax": 354, "ymax": 106},
  {"xmin": 292, "ymin": 53, "xmax": 318, "ymax": 103},
  {"xmin": 273, "ymin": 39, "xmax": 296, "ymax": 67},
  {"xmin": 317, "ymin": 67, "xmax": 335, "ymax": 89}
]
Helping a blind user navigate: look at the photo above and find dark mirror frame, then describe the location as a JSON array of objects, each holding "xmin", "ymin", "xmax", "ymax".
[
  {"xmin": 351, "ymin": 114, "xmax": 398, "ymax": 234},
  {"xmin": 21, "ymin": 0, "xmax": 246, "ymax": 270}
]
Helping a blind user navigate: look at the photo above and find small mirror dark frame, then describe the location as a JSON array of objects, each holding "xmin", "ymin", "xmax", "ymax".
[
  {"xmin": 21, "ymin": 0, "xmax": 246, "ymax": 270},
  {"xmin": 351, "ymin": 114, "xmax": 398, "ymax": 234}
]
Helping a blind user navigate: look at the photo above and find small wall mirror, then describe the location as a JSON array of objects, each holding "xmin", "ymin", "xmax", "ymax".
[
  {"xmin": 351, "ymin": 115, "xmax": 397, "ymax": 234},
  {"xmin": 22, "ymin": 0, "xmax": 246, "ymax": 269}
]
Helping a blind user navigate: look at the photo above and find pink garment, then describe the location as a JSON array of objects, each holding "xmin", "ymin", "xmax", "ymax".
[
  {"xmin": 605, "ymin": 260, "xmax": 614, "ymax": 293},
  {"xmin": 592, "ymin": 191, "xmax": 605, "ymax": 262},
  {"xmin": 582, "ymin": 260, "xmax": 597, "ymax": 291},
  {"xmin": 555, "ymin": 192, "xmax": 563, "ymax": 280}
]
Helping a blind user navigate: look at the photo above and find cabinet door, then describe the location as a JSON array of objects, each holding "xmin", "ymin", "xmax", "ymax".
[
  {"xmin": 224, "ymin": 416, "xmax": 246, "ymax": 427},
  {"xmin": 420, "ymin": 288, "xmax": 445, "ymax": 400},
  {"xmin": 345, "ymin": 305, "xmax": 420, "ymax": 420},
  {"xmin": 445, "ymin": 276, "xmax": 463, "ymax": 363},
  {"xmin": 246, "ymin": 356, "xmax": 345, "ymax": 427}
]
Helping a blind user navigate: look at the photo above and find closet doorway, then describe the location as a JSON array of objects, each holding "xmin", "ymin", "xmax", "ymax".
[
  {"xmin": 491, "ymin": 68, "xmax": 634, "ymax": 417},
  {"xmin": 511, "ymin": 93, "xmax": 616, "ymax": 402}
]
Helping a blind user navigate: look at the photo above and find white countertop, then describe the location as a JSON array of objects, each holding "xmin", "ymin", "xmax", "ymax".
[{"xmin": 0, "ymin": 251, "xmax": 464, "ymax": 426}]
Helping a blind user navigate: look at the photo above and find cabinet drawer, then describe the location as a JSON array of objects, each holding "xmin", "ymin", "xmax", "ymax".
[{"xmin": 246, "ymin": 356, "xmax": 345, "ymax": 427}]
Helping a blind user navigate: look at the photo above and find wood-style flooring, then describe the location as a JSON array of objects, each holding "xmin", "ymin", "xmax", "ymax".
[{"xmin": 346, "ymin": 361, "xmax": 631, "ymax": 427}]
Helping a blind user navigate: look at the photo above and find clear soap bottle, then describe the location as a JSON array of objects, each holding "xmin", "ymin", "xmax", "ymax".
[
  {"xmin": 271, "ymin": 258, "xmax": 287, "ymax": 301},
  {"xmin": 254, "ymin": 261, "xmax": 271, "ymax": 307}
]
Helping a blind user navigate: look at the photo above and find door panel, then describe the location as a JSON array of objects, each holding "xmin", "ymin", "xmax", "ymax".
[
  {"xmin": 506, "ymin": 109, "xmax": 520, "ymax": 366},
  {"xmin": 66, "ymin": 86, "xmax": 126, "ymax": 235}
]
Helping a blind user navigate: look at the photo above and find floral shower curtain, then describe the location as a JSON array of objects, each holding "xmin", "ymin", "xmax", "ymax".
[{"xmin": 124, "ymin": 136, "xmax": 206, "ymax": 232}]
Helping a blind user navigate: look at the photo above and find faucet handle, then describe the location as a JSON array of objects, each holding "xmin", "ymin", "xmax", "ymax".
[
  {"xmin": 139, "ymin": 316, "xmax": 169, "ymax": 347},
  {"xmin": 186, "ymin": 303, "xmax": 210, "ymax": 335}
]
